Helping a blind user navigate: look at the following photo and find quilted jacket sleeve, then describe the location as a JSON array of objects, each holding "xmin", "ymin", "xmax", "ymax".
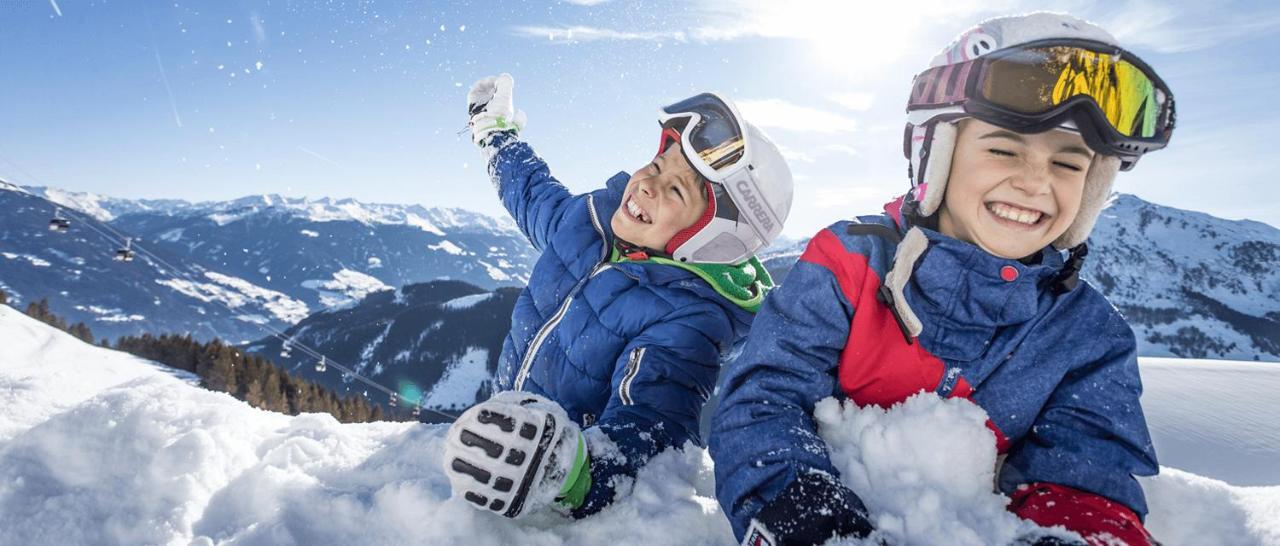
[
  {"xmin": 484, "ymin": 132, "xmax": 577, "ymax": 251},
  {"xmin": 571, "ymin": 299, "xmax": 733, "ymax": 518}
]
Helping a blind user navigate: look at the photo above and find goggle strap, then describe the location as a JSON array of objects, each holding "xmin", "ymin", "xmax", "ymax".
[
  {"xmin": 664, "ymin": 181, "xmax": 717, "ymax": 256},
  {"xmin": 911, "ymin": 62, "xmax": 979, "ymax": 108},
  {"xmin": 657, "ymin": 126, "xmax": 683, "ymax": 158}
]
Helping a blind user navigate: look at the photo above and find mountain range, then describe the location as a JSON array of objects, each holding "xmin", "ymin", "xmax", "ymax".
[
  {"xmin": 0, "ymin": 181, "xmax": 536, "ymax": 343},
  {"xmin": 2, "ymin": 182, "xmax": 1277, "ymax": 414}
]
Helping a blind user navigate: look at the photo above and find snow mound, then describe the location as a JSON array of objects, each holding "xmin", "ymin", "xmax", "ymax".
[
  {"xmin": 0, "ymin": 306, "xmax": 198, "ymax": 442},
  {"xmin": 816, "ymin": 395, "xmax": 1043, "ymax": 545},
  {"xmin": 2, "ymin": 306, "xmax": 1278, "ymax": 546},
  {"xmin": 815, "ymin": 392, "xmax": 1280, "ymax": 546}
]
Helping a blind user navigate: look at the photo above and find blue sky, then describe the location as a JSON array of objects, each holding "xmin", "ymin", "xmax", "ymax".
[{"xmin": 2, "ymin": 0, "xmax": 1278, "ymax": 237}]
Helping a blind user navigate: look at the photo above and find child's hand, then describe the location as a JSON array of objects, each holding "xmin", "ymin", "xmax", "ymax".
[
  {"xmin": 442, "ymin": 391, "xmax": 584, "ymax": 518},
  {"xmin": 467, "ymin": 73, "xmax": 527, "ymax": 146}
]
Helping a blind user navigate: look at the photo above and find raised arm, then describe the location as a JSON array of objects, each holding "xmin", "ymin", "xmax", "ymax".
[{"xmin": 467, "ymin": 74, "xmax": 575, "ymax": 250}]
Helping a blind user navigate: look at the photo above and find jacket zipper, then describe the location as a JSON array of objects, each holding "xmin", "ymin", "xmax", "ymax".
[
  {"xmin": 619, "ymin": 347, "xmax": 646, "ymax": 405},
  {"xmin": 514, "ymin": 195, "xmax": 611, "ymax": 391}
]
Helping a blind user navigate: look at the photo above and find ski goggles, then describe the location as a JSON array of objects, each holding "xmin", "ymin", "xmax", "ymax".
[
  {"xmin": 908, "ymin": 39, "xmax": 1175, "ymax": 163},
  {"xmin": 656, "ymin": 92, "xmax": 782, "ymax": 249}
]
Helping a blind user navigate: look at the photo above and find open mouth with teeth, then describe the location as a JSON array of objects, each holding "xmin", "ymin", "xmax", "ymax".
[
  {"xmin": 986, "ymin": 201, "xmax": 1048, "ymax": 228},
  {"xmin": 625, "ymin": 196, "xmax": 653, "ymax": 225}
]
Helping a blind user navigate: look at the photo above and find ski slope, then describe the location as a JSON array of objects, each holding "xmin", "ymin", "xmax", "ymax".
[{"xmin": 0, "ymin": 305, "xmax": 1277, "ymax": 545}]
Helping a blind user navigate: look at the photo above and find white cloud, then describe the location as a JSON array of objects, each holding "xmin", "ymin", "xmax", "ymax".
[
  {"xmin": 811, "ymin": 185, "xmax": 897, "ymax": 209},
  {"xmin": 510, "ymin": 25, "xmax": 687, "ymax": 43},
  {"xmin": 1097, "ymin": 1, "xmax": 1280, "ymax": 54},
  {"xmin": 738, "ymin": 99, "xmax": 858, "ymax": 134},
  {"xmin": 777, "ymin": 145, "xmax": 816, "ymax": 163},
  {"xmin": 822, "ymin": 144, "xmax": 861, "ymax": 157},
  {"xmin": 829, "ymin": 92, "xmax": 875, "ymax": 112},
  {"xmin": 562, "ymin": 0, "xmax": 612, "ymax": 4}
]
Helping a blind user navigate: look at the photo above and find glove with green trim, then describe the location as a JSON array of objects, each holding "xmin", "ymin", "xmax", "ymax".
[
  {"xmin": 443, "ymin": 391, "xmax": 591, "ymax": 519},
  {"xmin": 466, "ymin": 73, "xmax": 527, "ymax": 147}
]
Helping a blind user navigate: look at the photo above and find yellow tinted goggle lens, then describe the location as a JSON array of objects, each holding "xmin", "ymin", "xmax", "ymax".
[{"xmin": 983, "ymin": 46, "xmax": 1162, "ymax": 138}]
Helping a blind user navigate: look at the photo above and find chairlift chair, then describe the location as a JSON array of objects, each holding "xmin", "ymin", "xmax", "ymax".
[
  {"xmin": 114, "ymin": 237, "xmax": 135, "ymax": 262},
  {"xmin": 48, "ymin": 208, "xmax": 70, "ymax": 232}
]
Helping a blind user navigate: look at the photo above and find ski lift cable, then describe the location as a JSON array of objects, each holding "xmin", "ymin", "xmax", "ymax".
[{"xmin": 0, "ymin": 169, "xmax": 456, "ymax": 421}]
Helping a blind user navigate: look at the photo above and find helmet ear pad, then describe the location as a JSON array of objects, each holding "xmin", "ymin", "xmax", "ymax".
[
  {"xmin": 913, "ymin": 121, "xmax": 958, "ymax": 217},
  {"xmin": 665, "ymin": 181, "xmax": 717, "ymax": 256}
]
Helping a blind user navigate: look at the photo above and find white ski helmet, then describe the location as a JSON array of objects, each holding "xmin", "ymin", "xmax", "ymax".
[
  {"xmin": 655, "ymin": 92, "xmax": 794, "ymax": 264},
  {"xmin": 903, "ymin": 12, "xmax": 1176, "ymax": 249}
]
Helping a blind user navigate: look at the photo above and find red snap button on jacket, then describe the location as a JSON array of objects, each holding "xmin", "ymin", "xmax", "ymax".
[{"xmin": 1000, "ymin": 265, "xmax": 1019, "ymax": 282}]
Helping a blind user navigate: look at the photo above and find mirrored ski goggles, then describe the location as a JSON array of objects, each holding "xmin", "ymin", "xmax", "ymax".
[
  {"xmin": 656, "ymin": 92, "xmax": 781, "ymax": 244},
  {"xmin": 909, "ymin": 40, "xmax": 1175, "ymax": 157},
  {"xmin": 657, "ymin": 92, "xmax": 750, "ymax": 180}
]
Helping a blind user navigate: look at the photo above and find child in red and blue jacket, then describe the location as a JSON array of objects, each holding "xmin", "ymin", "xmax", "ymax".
[{"xmin": 711, "ymin": 13, "xmax": 1176, "ymax": 546}]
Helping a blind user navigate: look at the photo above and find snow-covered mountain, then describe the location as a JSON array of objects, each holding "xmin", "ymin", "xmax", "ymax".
[
  {"xmin": 244, "ymin": 280, "xmax": 520, "ymax": 419},
  {"xmin": 4, "ymin": 182, "xmax": 1276, "ymax": 362},
  {"xmin": 1, "ymin": 185, "xmax": 311, "ymax": 343},
  {"xmin": 1, "ymin": 183, "xmax": 537, "ymax": 343},
  {"xmin": 2, "ymin": 305, "xmax": 1276, "ymax": 545},
  {"xmin": 1087, "ymin": 194, "xmax": 1280, "ymax": 361}
]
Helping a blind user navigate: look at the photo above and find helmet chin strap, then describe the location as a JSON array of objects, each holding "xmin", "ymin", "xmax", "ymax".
[{"xmin": 614, "ymin": 236, "xmax": 667, "ymax": 261}]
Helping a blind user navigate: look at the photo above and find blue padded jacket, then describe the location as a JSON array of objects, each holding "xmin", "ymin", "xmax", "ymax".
[{"xmin": 484, "ymin": 132, "xmax": 755, "ymax": 516}]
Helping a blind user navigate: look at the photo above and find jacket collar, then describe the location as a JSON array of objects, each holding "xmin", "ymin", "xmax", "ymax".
[{"xmin": 906, "ymin": 227, "xmax": 1066, "ymax": 329}]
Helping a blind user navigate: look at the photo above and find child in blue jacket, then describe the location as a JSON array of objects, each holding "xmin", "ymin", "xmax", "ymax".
[
  {"xmin": 442, "ymin": 75, "xmax": 795, "ymax": 519},
  {"xmin": 711, "ymin": 13, "xmax": 1175, "ymax": 546}
]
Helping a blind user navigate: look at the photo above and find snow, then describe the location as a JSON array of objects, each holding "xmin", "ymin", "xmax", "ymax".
[
  {"xmin": 300, "ymin": 269, "xmax": 391, "ymax": 309},
  {"xmin": 72, "ymin": 304, "xmax": 145, "ymax": 323},
  {"xmin": 404, "ymin": 213, "xmax": 447, "ymax": 236},
  {"xmin": 421, "ymin": 348, "xmax": 489, "ymax": 409},
  {"xmin": 158, "ymin": 227, "xmax": 185, "ymax": 242},
  {"xmin": 357, "ymin": 323, "xmax": 394, "ymax": 375},
  {"xmin": 300, "ymin": 229, "xmax": 320, "ymax": 238},
  {"xmin": 2, "ymin": 306, "xmax": 1278, "ymax": 546},
  {"xmin": 428, "ymin": 239, "xmax": 466, "ymax": 255},
  {"xmin": 208, "ymin": 210, "xmax": 252, "ymax": 226},
  {"xmin": 158, "ymin": 272, "xmax": 310, "ymax": 323},
  {"xmin": 2, "ymin": 252, "xmax": 52, "ymax": 267},
  {"xmin": 1139, "ymin": 358, "xmax": 1280, "ymax": 486},
  {"xmin": 478, "ymin": 260, "xmax": 512, "ymax": 282},
  {"xmin": 0, "ymin": 306, "xmax": 197, "ymax": 442},
  {"xmin": 442, "ymin": 292, "xmax": 492, "ymax": 310},
  {"xmin": 36, "ymin": 186, "xmax": 116, "ymax": 222},
  {"xmin": 816, "ymin": 395, "xmax": 1046, "ymax": 545}
]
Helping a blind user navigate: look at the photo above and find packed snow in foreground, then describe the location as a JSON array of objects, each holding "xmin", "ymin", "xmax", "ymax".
[{"xmin": 0, "ymin": 306, "xmax": 1277, "ymax": 546}]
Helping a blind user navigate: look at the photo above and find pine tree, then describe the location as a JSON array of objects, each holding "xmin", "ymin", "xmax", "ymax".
[
  {"xmin": 244, "ymin": 379, "xmax": 265, "ymax": 408},
  {"xmin": 69, "ymin": 322, "xmax": 94, "ymax": 344},
  {"xmin": 263, "ymin": 370, "xmax": 286, "ymax": 413}
]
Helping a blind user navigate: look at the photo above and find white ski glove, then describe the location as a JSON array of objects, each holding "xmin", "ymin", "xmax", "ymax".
[
  {"xmin": 443, "ymin": 391, "xmax": 589, "ymax": 518},
  {"xmin": 467, "ymin": 73, "xmax": 527, "ymax": 147}
]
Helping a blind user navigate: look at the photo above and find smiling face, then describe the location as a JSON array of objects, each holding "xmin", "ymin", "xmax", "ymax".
[
  {"xmin": 611, "ymin": 144, "xmax": 709, "ymax": 251},
  {"xmin": 937, "ymin": 119, "xmax": 1094, "ymax": 260}
]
